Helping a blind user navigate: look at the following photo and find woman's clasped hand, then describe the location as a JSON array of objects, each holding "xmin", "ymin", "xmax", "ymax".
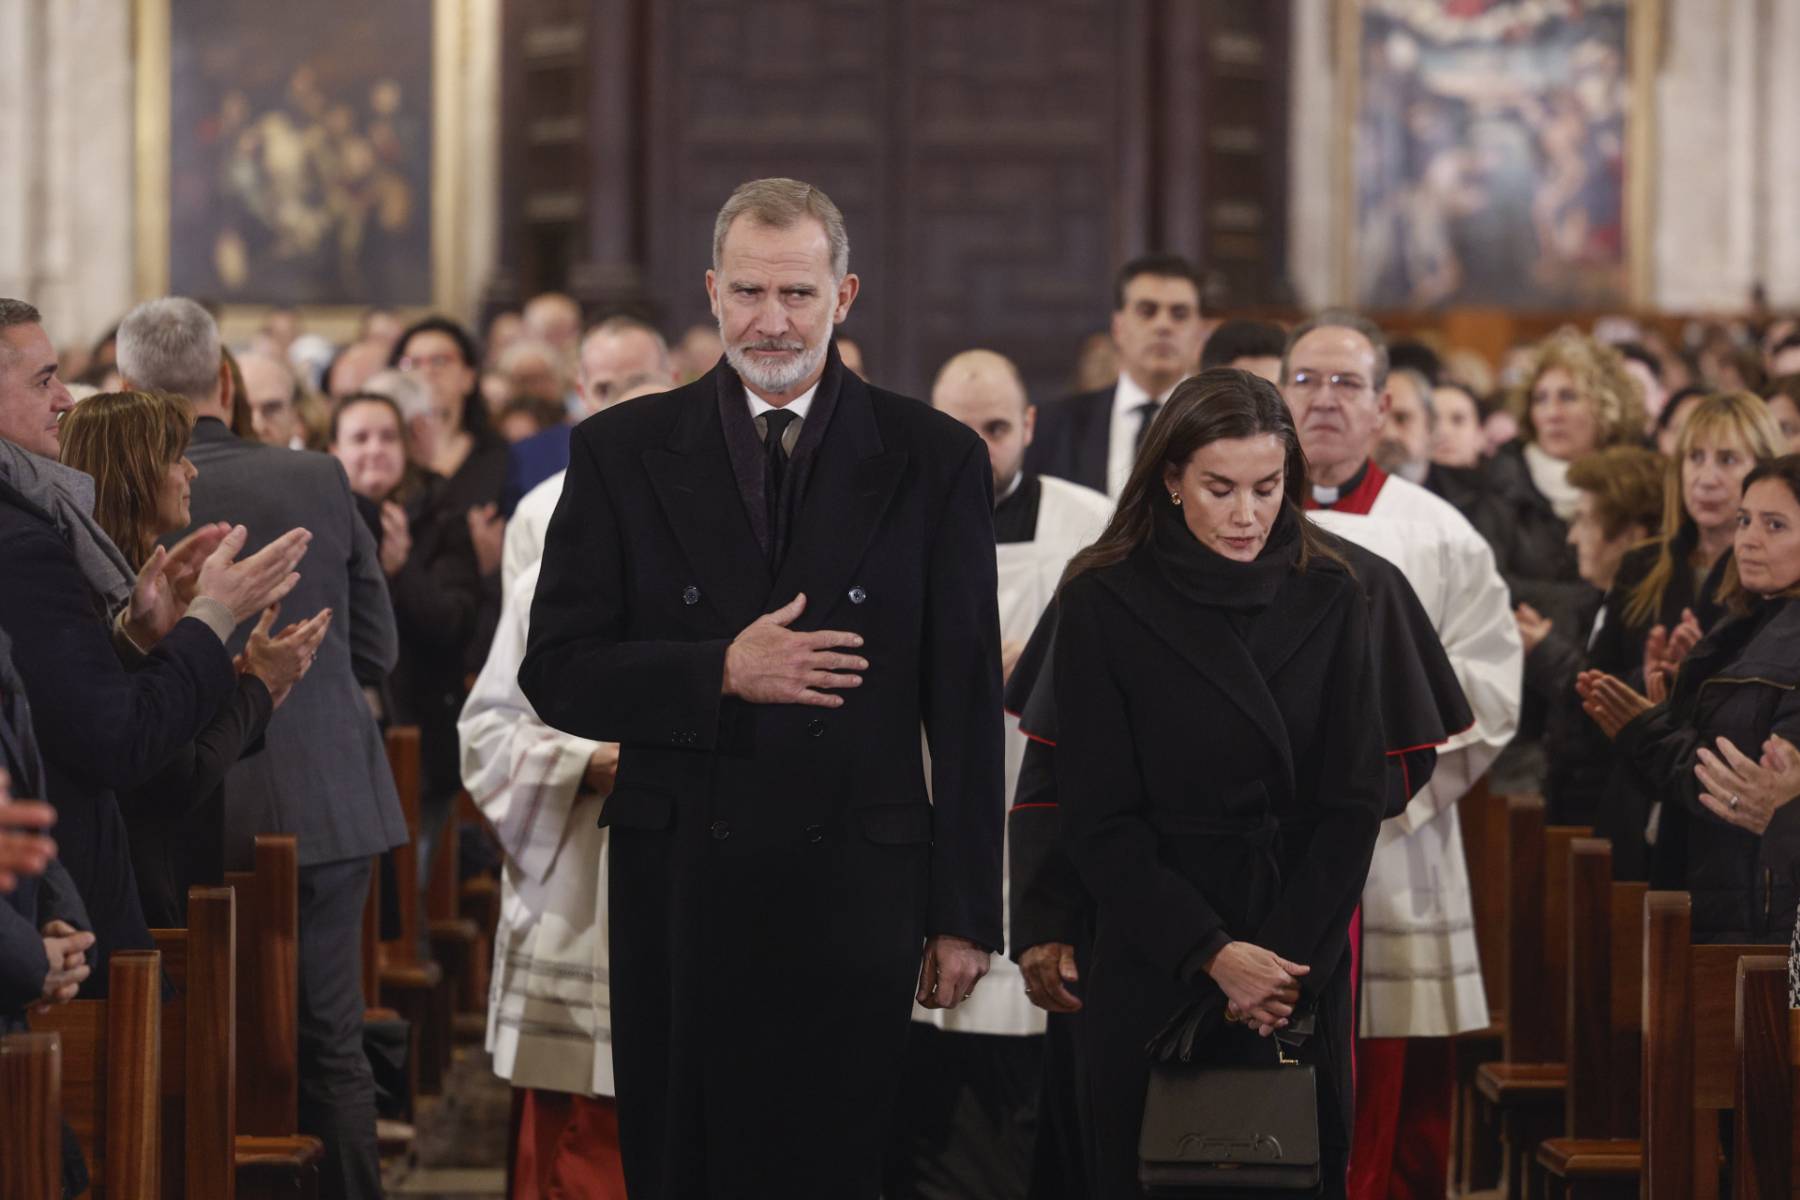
[{"xmin": 1203, "ymin": 940, "xmax": 1310, "ymax": 1038}]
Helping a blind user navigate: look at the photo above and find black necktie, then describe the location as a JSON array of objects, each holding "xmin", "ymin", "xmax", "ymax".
[
  {"xmin": 762, "ymin": 409, "xmax": 799, "ymax": 565},
  {"xmin": 1133, "ymin": 399, "xmax": 1160, "ymax": 451}
]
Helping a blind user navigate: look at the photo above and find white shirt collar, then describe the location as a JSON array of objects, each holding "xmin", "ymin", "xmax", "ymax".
[
  {"xmin": 746, "ymin": 381, "xmax": 820, "ymax": 422},
  {"xmin": 1105, "ymin": 372, "xmax": 1177, "ymax": 498}
]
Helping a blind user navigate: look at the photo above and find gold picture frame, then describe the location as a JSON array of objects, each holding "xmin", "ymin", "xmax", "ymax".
[
  {"xmin": 1333, "ymin": 0, "xmax": 1663, "ymax": 309},
  {"xmin": 131, "ymin": 0, "xmax": 476, "ymax": 337}
]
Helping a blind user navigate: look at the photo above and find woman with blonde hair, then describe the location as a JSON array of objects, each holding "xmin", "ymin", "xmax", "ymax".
[{"xmin": 59, "ymin": 390, "xmax": 330, "ymax": 925}]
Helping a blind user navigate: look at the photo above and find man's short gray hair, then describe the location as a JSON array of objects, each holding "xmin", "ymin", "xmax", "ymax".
[
  {"xmin": 712, "ymin": 178, "xmax": 850, "ymax": 279},
  {"xmin": 0, "ymin": 299, "xmax": 42, "ymax": 366},
  {"xmin": 1281, "ymin": 308, "xmax": 1391, "ymax": 391},
  {"xmin": 0, "ymin": 298, "xmax": 41, "ymax": 332},
  {"xmin": 116, "ymin": 297, "xmax": 222, "ymax": 403},
  {"xmin": 360, "ymin": 368, "xmax": 433, "ymax": 421}
]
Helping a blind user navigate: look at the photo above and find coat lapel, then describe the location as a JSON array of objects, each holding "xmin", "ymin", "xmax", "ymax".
[
  {"xmin": 1098, "ymin": 553, "xmax": 1294, "ymax": 778},
  {"xmin": 641, "ymin": 382, "xmax": 772, "ymax": 633},
  {"xmin": 1076, "ymin": 389, "xmax": 1112, "ymax": 494},
  {"xmin": 768, "ymin": 371, "xmax": 906, "ymax": 621}
]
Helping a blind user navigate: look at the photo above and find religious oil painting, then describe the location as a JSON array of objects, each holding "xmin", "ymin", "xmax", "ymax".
[
  {"xmin": 1350, "ymin": 0, "xmax": 1647, "ymax": 310},
  {"xmin": 163, "ymin": 0, "xmax": 435, "ymax": 306}
]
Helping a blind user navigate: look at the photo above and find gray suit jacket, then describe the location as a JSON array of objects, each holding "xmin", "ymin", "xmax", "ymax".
[{"xmin": 179, "ymin": 418, "xmax": 407, "ymax": 868}]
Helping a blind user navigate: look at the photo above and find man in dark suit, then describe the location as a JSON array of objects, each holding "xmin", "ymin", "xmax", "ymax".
[
  {"xmin": 521, "ymin": 177, "xmax": 1006, "ymax": 1199},
  {"xmin": 117, "ymin": 297, "xmax": 407, "ymax": 1200},
  {"xmin": 1025, "ymin": 253, "xmax": 1206, "ymax": 498}
]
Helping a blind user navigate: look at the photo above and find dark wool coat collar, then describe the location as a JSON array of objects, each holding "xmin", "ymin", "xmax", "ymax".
[
  {"xmin": 1091, "ymin": 543, "xmax": 1350, "ymax": 792},
  {"xmin": 642, "ymin": 340, "xmax": 906, "ymax": 633}
]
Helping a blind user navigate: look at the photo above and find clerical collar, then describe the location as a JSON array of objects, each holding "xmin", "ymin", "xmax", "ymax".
[
  {"xmin": 1309, "ymin": 458, "xmax": 1389, "ymax": 514},
  {"xmin": 994, "ymin": 470, "xmax": 1025, "ymax": 507}
]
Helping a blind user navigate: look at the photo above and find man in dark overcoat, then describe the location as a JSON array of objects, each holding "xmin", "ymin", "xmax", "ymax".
[{"xmin": 520, "ymin": 177, "xmax": 1006, "ymax": 1199}]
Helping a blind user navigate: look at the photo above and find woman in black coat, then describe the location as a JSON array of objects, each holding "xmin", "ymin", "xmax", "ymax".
[
  {"xmin": 1052, "ymin": 370, "xmax": 1386, "ymax": 1197},
  {"xmin": 60, "ymin": 390, "xmax": 329, "ymax": 926},
  {"xmin": 1582, "ymin": 455, "xmax": 1800, "ymax": 943}
]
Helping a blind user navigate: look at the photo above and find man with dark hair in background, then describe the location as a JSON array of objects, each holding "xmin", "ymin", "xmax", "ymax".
[
  {"xmin": 1025, "ymin": 253, "xmax": 1205, "ymax": 498},
  {"xmin": 1199, "ymin": 317, "xmax": 1287, "ymax": 383}
]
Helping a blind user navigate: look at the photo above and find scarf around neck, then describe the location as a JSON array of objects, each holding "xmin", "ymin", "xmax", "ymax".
[
  {"xmin": 1149, "ymin": 497, "xmax": 1300, "ymax": 612},
  {"xmin": 0, "ymin": 438, "xmax": 136, "ymax": 619}
]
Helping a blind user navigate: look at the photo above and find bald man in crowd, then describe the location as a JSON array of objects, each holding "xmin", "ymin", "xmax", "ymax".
[
  {"xmin": 501, "ymin": 316, "xmax": 674, "ymax": 514},
  {"xmin": 238, "ymin": 350, "xmax": 307, "ymax": 449},
  {"xmin": 523, "ymin": 292, "xmax": 583, "ymax": 362},
  {"xmin": 884, "ymin": 349, "xmax": 1109, "ymax": 1199}
]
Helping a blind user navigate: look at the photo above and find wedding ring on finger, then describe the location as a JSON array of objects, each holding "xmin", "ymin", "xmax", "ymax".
[{"xmin": 1730, "ymin": 794, "xmax": 1741, "ymax": 810}]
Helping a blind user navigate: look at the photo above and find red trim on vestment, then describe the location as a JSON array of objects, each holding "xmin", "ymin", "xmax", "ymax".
[
  {"xmin": 1020, "ymin": 728, "xmax": 1057, "ymax": 747},
  {"xmin": 1304, "ymin": 460, "xmax": 1389, "ymax": 516},
  {"xmin": 1009, "ymin": 802, "xmax": 1059, "ymax": 813}
]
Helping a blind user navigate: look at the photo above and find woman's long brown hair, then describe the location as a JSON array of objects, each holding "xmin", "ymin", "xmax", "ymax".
[
  {"xmin": 58, "ymin": 389, "xmax": 194, "ymax": 570},
  {"xmin": 1061, "ymin": 368, "xmax": 1344, "ymax": 586}
]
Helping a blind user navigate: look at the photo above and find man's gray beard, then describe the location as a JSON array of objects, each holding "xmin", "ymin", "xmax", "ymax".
[{"xmin": 723, "ymin": 331, "xmax": 829, "ymax": 396}]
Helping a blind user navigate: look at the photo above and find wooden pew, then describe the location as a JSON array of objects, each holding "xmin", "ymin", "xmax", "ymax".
[
  {"xmin": 21, "ymin": 950, "xmax": 162, "ymax": 1199},
  {"xmin": 1473, "ymin": 796, "xmax": 1589, "ymax": 1199},
  {"xmin": 1453, "ymin": 776, "xmax": 1508, "ymax": 1192},
  {"xmin": 223, "ymin": 834, "xmax": 324, "ymax": 1196},
  {"xmin": 0, "ymin": 1030, "xmax": 62, "ymax": 1199},
  {"xmin": 1531, "ymin": 892, "xmax": 1765, "ymax": 1200},
  {"xmin": 151, "ymin": 886, "xmax": 238, "ymax": 1200},
  {"xmin": 378, "ymin": 726, "xmax": 450, "ymax": 1098},
  {"xmin": 424, "ymin": 789, "xmax": 485, "ymax": 1038},
  {"xmin": 1532, "ymin": 841, "xmax": 1645, "ymax": 1198},
  {"xmin": 1731, "ymin": 955, "xmax": 1792, "ymax": 1199}
]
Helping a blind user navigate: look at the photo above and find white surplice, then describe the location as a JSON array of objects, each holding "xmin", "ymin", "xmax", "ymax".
[
  {"xmin": 1310, "ymin": 472, "xmax": 1522, "ymax": 1038},
  {"xmin": 460, "ymin": 472, "xmax": 616, "ymax": 1095}
]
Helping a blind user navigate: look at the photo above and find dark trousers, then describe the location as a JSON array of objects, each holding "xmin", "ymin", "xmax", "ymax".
[
  {"xmin": 298, "ymin": 856, "xmax": 382, "ymax": 1199},
  {"xmin": 882, "ymin": 1023, "xmax": 1043, "ymax": 1200}
]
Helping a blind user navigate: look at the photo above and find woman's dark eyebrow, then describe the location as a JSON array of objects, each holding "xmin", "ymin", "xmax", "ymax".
[{"xmin": 1200, "ymin": 469, "xmax": 1283, "ymax": 486}]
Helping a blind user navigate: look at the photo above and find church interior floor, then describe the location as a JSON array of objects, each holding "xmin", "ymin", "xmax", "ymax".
[{"xmin": 382, "ymin": 1045, "xmax": 511, "ymax": 1197}]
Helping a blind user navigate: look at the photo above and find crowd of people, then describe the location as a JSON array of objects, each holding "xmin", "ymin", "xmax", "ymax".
[{"xmin": 2, "ymin": 173, "xmax": 1799, "ymax": 1200}]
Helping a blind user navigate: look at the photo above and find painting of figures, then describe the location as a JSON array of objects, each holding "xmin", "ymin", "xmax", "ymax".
[
  {"xmin": 1354, "ymin": 0, "xmax": 1633, "ymax": 309},
  {"xmin": 166, "ymin": 0, "xmax": 434, "ymax": 305}
]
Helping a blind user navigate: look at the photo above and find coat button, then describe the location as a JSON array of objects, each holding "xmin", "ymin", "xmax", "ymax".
[
  {"xmin": 682, "ymin": 585, "xmax": 701, "ymax": 606},
  {"xmin": 709, "ymin": 820, "xmax": 731, "ymax": 840},
  {"xmin": 804, "ymin": 824, "xmax": 825, "ymax": 844},
  {"xmin": 848, "ymin": 585, "xmax": 867, "ymax": 605},
  {"xmin": 807, "ymin": 718, "xmax": 825, "ymax": 738}
]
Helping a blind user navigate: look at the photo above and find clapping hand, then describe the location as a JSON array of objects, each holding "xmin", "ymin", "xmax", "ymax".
[
  {"xmin": 1514, "ymin": 603, "xmax": 1553, "ymax": 654},
  {"xmin": 378, "ymin": 502, "xmax": 411, "ymax": 577},
  {"xmin": 125, "ymin": 522, "xmax": 233, "ymax": 647},
  {"xmin": 237, "ymin": 605, "xmax": 332, "ymax": 707},
  {"xmin": 467, "ymin": 503, "xmax": 505, "ymax": 578},
  {"xmin": 1576, "ymin": 670, "xmax": 1657, "ymax": 739},
  {"xmin": 1695, "ymin": 734, "xmax": 1800, "ymax": 834},
  {"xmin": 1643, "ymin": 609, "xmax": 1702, "ymax": 699},
  {"xmin": 195, "ymin": 525, "xmax": 312, "ymax": 623},
  {"xmin": 0, "ymin": 769, "xmax": 56, "ymax": 893}
]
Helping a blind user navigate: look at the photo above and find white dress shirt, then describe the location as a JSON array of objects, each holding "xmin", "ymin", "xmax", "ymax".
[
  {"xmin": 1106, "ymin": 373, "xmax": 1171, "ymax": 499},
  {"xmin": 745, "ymin": 381, "xmax": 819, "ymax": 455}
]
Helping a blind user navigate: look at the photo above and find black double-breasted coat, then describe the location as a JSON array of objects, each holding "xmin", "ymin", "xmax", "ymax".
[
  {"xmin": 1051, "ymin": 545, "xmax": 1386, "ymax": 1196},
  {"xmin": 519, "ymin": 350, "xmax": 1005, "ymax": 1199}
]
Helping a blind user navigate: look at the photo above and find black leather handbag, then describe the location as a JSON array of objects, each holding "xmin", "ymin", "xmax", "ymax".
[{"xmin": 1138, "ymin": 1009, "xmax": 1321, "ymax": 1194}]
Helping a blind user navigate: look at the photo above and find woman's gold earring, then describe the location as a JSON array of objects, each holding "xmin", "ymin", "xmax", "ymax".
[{"xmin": 1170, "ymin": 492, "xmax": 1182, "ymax": 506}]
